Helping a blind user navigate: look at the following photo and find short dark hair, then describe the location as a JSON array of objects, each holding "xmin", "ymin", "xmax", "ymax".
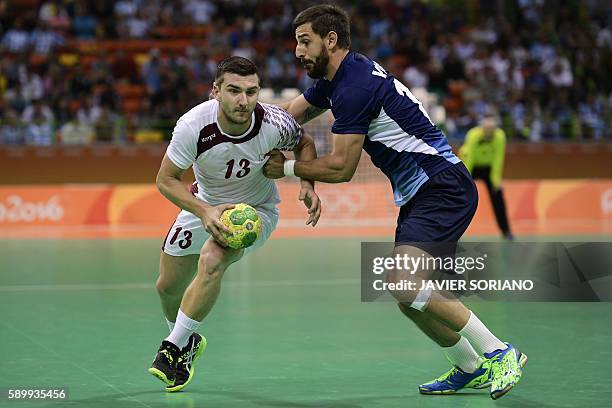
[
  {"xmin": 293, "ymin": 4, "xmax": 351, "ymax": 49},
  {"xmin": 215, "ymin": 56, "xmax": 259, "ymax": 85}
]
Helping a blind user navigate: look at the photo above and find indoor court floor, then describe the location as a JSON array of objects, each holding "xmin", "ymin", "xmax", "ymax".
[{"xmin": 1, "ymin": 237, "xmax": 611, "ymax": 408}]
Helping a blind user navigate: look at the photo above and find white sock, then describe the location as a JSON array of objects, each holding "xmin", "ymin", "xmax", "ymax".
[
  {"xmin": 458, "ymin": 311, "xmax": 506, "ymax": 355},
  {"xmin": 165, "ymin": 309, "xmax": 201, "ymax": 349},
  {"xmin": 165, "ymin": 317, "xmax": 175, "ymax": 332},
  {"xmin": 444, "ymin": 336, "xmax": 481, "ymax": 373}
]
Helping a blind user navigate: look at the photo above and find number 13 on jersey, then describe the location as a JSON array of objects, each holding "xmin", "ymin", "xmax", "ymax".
[{"xmin": 225, "ymin": 159, "xmax": 251, "ymax": 179}]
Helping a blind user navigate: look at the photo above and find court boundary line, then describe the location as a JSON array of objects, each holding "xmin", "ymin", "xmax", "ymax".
[
  {"xmin": 0, "ymin": 279, "xmax": 362, "ymax": 293},
  {"xmin": 3, "ymin": 321, "xmax": 154, "ymax": 408}
]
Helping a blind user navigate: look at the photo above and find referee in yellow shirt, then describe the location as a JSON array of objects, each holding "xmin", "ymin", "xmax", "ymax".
[{"xmin": 460, "ymin": 116, "xmax": 514, "ymax": 240}]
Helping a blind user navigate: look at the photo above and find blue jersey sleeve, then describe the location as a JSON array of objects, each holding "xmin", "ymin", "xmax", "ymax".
[
  {"xmin": 331, "ymin": 86, "xmax": 377, "ymax": 135},
  {"xmin": 303, "ymin": 80, "xmax": 332, "ymax": 109}
]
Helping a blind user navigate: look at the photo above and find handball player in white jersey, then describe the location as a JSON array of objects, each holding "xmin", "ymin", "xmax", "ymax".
[{"xmin": 148, "ymin": 56, "xmax": 321, "ymax": 392}]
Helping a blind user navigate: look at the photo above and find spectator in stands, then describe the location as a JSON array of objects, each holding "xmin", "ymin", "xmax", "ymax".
[
  {"xmin": 186, "ymin": 49, "xmax": 216, "ymax": 86},
  {"xmin": 69, "ymin": 62, "xmax": 93, "ymax": 97},
  {"xmin": 22, "ymin": 98, "xmax": 54, "ymax": 124},
  {"xmin": 142, "ymin": 48, "xmax": 162, "ymax": 94},
  {"xmin": 90, "ymin": 50, "xmax": 112, "ymax": 85},
  {"xmin": 29, "ymin": 21, "xmax": 64, "ymax": 55},
  {"xmin": 58, "ymin": 109, "xmax": 94, "ymax": 145},
  {"xmin": 442, "ymin": 49, "xmax": 466, "ymax": 83},
  {"xmin": 544, "ymin": 55, "xmax": 573, "ymax": 89},
  {"xmin": 0, "ymin": 108, "xmax": 24, "ymax": 144},
  {"xmin": 579, "ymin": 94, "xmax": 605, "ymax": 140},
  {"xmin": 20, "ymin": 68, "xmax": 45, "ymax": 102},
  {"xmin": 1, "ymin": 18, "xmax": 29, "ymax": 54},
  {"xmin": 126, "ymin": 9, "xmax": 150, "ymax": 39},
  {"xmin": 24, "ymin": 108, "xmax": 54, "ymax": 145},
  {"xmin": 403, "ymin": 61, "xmax": 429, "ymax": 89},
  {"xmin": 0, "ymin": 0, "xmax": 609, "ymax": 145},
  {"xmin": 97, "ymin": 80, "xmax": 120, "ymax": 112},
  {"xmin": 114, "ymin": 0, "xmax": 137, "ymax": 20},
  {"xmin": 4, "ymin": 82, "xmax": 28, "ymax": 113},
  {"xmin": 93, "ymin": 106, "xmax": 116, "ymax": 142},
  {"xmin": 72, "ymin": 4, "xmax": 98, "ymax": 39},
  {"xmin": 184, "ymin": 0, "xmax": 216, "ymax": 25},
  {"xmin": 38, "ymin": 0, "xmax": 71, "ymax": 33}
]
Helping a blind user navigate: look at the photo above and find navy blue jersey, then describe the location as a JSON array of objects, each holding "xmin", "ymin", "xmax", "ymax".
[{"xmin": 304, "ymin": 51, "xmax": 460, "ymax": 206}]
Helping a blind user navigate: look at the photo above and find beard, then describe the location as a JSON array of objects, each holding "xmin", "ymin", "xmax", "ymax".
[
  {"xmin": 228, "ymin": 112, "xmax": 251, "ymax": 125},
  {"xmin": 302, "ymin": 48, "xmax": 329, "ymax": 79},
  {"xmin": 221, "ymin": 105, "xmax": 252, "ymax": 125}
]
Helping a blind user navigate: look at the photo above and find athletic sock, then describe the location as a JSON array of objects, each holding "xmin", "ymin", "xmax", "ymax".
[
  {"xmin": 165, "ymin": 317, "xmax": 175, "ymax": 332},
  {"xmin": 165, "ymin": 309, "xmax": 201, "ymax": 349},
  {"xmin": 458, "ymin": 311, "xmax": 507, "ymax": 355},
  {"xmin": 444, "ymin": 336, "xmax": 481, "ymax": 373}
]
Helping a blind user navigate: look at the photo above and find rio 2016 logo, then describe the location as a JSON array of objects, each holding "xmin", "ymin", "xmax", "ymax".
[
  {"xmin": 0, "ymin": 195, "xmax": 64, "ymax": 223},
  {"xmin": 602, "ymin": 189, "xmax": 612, "ymax": 214}
]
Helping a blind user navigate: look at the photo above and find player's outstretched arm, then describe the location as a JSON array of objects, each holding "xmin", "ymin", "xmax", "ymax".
[
  {"xmin": 280, "ymin": 95, "xmax": 328, "ymax": 125},
  {"xmin": 264, "ymin": 133, "xmax": 365, "ymax": 183},
  {"xmin": 156, "ymin": 154, "xmax": 232, "ymax": 246}
]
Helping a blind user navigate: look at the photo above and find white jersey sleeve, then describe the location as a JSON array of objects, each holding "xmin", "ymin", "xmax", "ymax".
[
  {"xmin": 166, "ymin": 119, "xmax": 198, "ymax": 170},
  {"xmin": 262, "ymin": 104, "xmax": 303, "ymax": 151}
]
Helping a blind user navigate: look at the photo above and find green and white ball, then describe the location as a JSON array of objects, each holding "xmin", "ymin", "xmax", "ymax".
[{"xmin": 219, "ymin": 203, "xmax": 261, "ymax": 249}]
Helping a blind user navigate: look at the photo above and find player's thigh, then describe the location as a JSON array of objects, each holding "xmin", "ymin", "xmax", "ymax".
[
  {"xmin": 158, "ymin": 251, "xmax": 199, "ymax": 294},
  {"xmin": 160, "ymin": 210, "xmax": 208, "ymax": 290},
  {"xmin": 163, "ymin": 210, "xmax": 208, "ymax": 257},
  {"xmin": 395, "ymin": 164, "xmax": 477, "ymax": 244},
  {"xmin": 243, "ymin": 204, "xmax": 279, "ymax": 256},
  {"xmin": 162, "ymin": 203, "xmax": 278, "ymax": 265},
  {"xmin": 197, "ymin": 238, "xmax": 244, "ymax": 273}
]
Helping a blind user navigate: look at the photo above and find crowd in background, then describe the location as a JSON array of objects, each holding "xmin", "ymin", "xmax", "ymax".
[{"xmin": 0, "ymin": 0, "xmax": 610, "ymax": 145}]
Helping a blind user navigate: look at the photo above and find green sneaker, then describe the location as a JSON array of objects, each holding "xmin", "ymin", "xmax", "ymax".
[
  {"xmin": 486, "ymin": 343, "xmax": 525, "ymax": 400},
  {"xmin": 419, "ymin": 357, "xmax": 490, "ymax": 395},
  {"xmin": 464, "ymin": 358, "xmax": 494, "ymax": 389},
  {"xmin": 470, "ymin": 347, "xmax": 528, "ymax": 390}
]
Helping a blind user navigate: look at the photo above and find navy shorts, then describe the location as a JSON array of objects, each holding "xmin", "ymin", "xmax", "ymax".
[{"xmin": 395, "ymin": 162, "xmax": 478, "ymax": 245}]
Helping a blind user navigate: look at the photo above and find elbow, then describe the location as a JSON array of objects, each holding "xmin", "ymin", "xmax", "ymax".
[
  {"xmin": 329, "ymin": 168, "xmax": 353, "ymax": 183},
  {"xmin": 156, "ymin": 172, "xmax": 169, "ymax": 193},
  {"xmin": 327, "ymin": 156, "xmax": 355, "ymax": 183},
  {"xmin": 337, "ymin": 171, "xmax": 353, "ymax": 183}
]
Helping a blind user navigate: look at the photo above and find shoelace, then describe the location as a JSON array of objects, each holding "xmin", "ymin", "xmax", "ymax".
[
  {"xmin": 434, "ymin": 366, "xmax": 462, "ymax": 384},
  {"xmin": 180, "ymin": 339, "xmax": 196, "ymax": 367}
]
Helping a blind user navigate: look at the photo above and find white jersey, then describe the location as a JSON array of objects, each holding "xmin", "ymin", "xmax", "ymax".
[{"xmin": 166, "ymin": 100, "xmax": 303, "ymax": 207}]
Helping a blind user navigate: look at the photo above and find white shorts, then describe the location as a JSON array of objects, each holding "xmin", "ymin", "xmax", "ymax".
[{"xmin": 162, "ymin": 202, "xmax": 278, "ymax": 257}]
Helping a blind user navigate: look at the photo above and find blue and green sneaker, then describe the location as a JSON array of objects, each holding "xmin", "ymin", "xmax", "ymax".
[
  {"xmin": 485, "ymin": 343, "xmax": 526, "ymax": 400},
  {"xmin": 419, "ymin": 357, "xmax": 491, "ymax": 395},
  {"xmin": 419, "ymin": 345, "xmax": 528, "ymax": 396}
]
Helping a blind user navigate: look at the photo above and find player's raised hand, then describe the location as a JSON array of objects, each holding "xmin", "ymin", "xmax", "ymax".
[
  {"xmin": 199, "ymin": 204, "xmax": 235, "ymax": 247},
  {"xmin": 263, "ymin": 149, "xmax": 286, "ymax": 179},
  {"xmin": 299, "ymin": 187, "xmax": 321, "ymax": 227}
]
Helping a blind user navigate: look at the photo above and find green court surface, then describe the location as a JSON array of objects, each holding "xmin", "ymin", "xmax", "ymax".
[{"xmin": 1, "ymin": 237, "xmax": 611, "ymax": 408}]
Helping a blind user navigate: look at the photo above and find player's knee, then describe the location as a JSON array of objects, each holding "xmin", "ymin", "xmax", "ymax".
[
  {"xmin": 200, "ymin": 240, "xmax": 242, "ymax": 272},
  {"xmin": 198, "ymin": 250, "xmax": 225, "ymax": 278},
  {"xmin": 155, "ymin": 275, "xmax": 182, "ymax": 297},
  {"xmin": 385, "ymin": 268, "xmax": 420, "ymax": 304}
]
